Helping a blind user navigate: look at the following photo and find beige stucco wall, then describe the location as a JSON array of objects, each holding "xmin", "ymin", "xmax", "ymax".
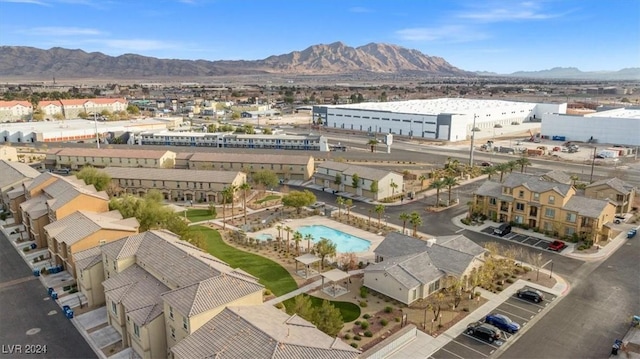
[
  {"xmin": 52, "ymin": 152, "xmax": 176, "ymax": 169},
  {"xmin": 128, "ymin": 315, "xmax": 166, "ymax": 359},
  {"xmin": 585, "ymin": 184, "xmax": 636, "ymax": 213},
  {"xmin": 364, "ymin": 271, "xmax": 412, "ymax": 304},
  {"xmin": 0, "ymin": 146, "xmax": 18, "ymax": 161},
  {"xmin": 77, "ymin": 262, "xmax": 106, "ymax": 307},
  {"xmin": 53, "ymin": 195, "xmax": 109, "ymax": 221},
  {"xmin": 189, "ymin": 159, "xmax": 313, "ymax": 181}
]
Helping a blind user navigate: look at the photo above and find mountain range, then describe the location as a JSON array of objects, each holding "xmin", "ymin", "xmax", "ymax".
[{"xmin": 1, "ymin": 43, "xmax": 638, "ymax": 80}]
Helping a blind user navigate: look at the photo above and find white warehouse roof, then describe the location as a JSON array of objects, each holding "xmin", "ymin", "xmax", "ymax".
[
  {"xmin": 324, "ymin": 98, "xmax": 537, "ymax": 115},
  {"xmin": 585, "ymin": 108, "xmax": 640, "ymax": 119}
]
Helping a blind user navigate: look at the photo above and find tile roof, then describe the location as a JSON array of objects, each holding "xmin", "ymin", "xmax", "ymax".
[
  {"xmin": 502, "ymin": 173, "xmax": 572, "ymax": 196},
  {"xmin": 586, "ymin": 177, "xmax": 635, "ymax": 193},
  {"xmin": 171, "ymin": 305, "xmax": 359, "ymax": 359},
  {"xmin": 19, "ymin": 195, "xmax": 48, "ymax": 218},
  {"xmin": 101, "ymin": 167, "xmax": 242, "ymax": 183},
  {"xmin": 46, "ymin": 185, "xmax": 109, "ymax": 212},
  {"xmin": 0, "ymin": 100, "xmax": 32, "ymax": 108},
  {"xmin": 316, "ymin": 161, "xmax": 400, "ymax": 181},
  {"xmin": 564, "ymin": 196, "xmax": 613, "ymax": 218},
  {"xmin": 73, "ymin": 246, "xmax": 103, "ymax": 271},
  {"xmin": 0, "ymin": 160, "xmax": 41, "ymax": 189},
  {"xmin": 43, "ymin": 210, "xmax": 138, "ymax": 246},
  {"xmin": 188, "ymin": 152, "xmax": 313, "ymax": 165},
  {"xmin": 474, "ymin": 180, "xmax": 512, "ymax": 201},
  {"xmin": 52, "ymin": 148, "xmax": 174, "ymax": 159},
  {"xmin": 103, "ymin": 264, "xmax": 169, "ymax": 325},
  {"xmin": 367, "ymin": 252, "xmax": 443, "ymax": 288},
  {"xmin": 543, "ymin": 170, "xmax": 573, "ymax": 184}
]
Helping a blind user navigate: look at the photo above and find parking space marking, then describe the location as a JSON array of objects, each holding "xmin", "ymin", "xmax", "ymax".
[
  {"xmin": 503, "ymin": 300, "xmax": 542, "ymax": 314},
  {"xmin": 460, "ymin": 333, "xmax": 499, "ymax": 351},
  {"xmin": 450, "ymin": 337, "xmax": 492, "ymax": 357},
  {"xmin": 494, "ymin": 307, "xmax": 532, "ymax": 322},
  {"xmin": 438, "ymin": 347, "xmax": 466, "ymax": 359}
]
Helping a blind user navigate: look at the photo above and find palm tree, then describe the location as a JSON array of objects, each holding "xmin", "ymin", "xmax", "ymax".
[
  {"xmin": 481, "ymin": 166, "xmax": 498, "ymax": 180},
  {"xmin": 515, "ymin": 156, "xmax": 531, "ymax": 173},
  {"xmin": 390, "ymin": 180, "xmax": 398, "ymax": 196},
  {"xmin": 344, "ymin": 198, "xmax": 353, "ymax": 219},
  {"xmin": 220, "ymin": 187, "xmax": 229, "ymax": 230},
  {"xmin": 409, "ymin": 211, "xmax": 423, "ymax": 237},
  {"xmin": 374, "ymin": 204, "xmax": 385, "ymax": 228},
  {"xmin": 367, "ymin": 138, "xmax": 378, "ymax": 153},
  {"xmin": 399, "ymin": 212, "xmax": 410, "ymax": 235},
  {"xmin": 418, "ymin": 174, "xmax": 427, "ymax": 190},
  {"xmin": 239, "ymin": 182, "xmax": 251, "ymax": 224},
  {"xmin": 293, "ymin": 231, "xmax": 303, "ymax": 256},
  {"xmin": 444, "ymin": 157, "xmax": 461, "ymax": 176},
  {"xmin": 506, "ymin": 160, "xmax": 517, "ymax": 173},
  {"xmin": 443, "ymin": 176, "xmax": 460, "ymax": 206},
  {"xmin": 429, "ymin": 179, "xmax": 447, "ymax": 207},
  {"xmin": 336, "ymin": 196, "xmax": 344, "ymax": 218},
  {"xmin": 495, "ymin": 163, "xmax": 510, "ymax": 182},
  {"xmin": 315, "ymin": 238, "xmax": 337, "ymax": 270},
  {"xmin": 276, "ymin": 224, "xmax": 283, "ymax": 250},
  {"xmin": 304, "ymin": 233, "xmax": 314, "ymax": 253},
  {"xmin": 570, "ymin": 174, "xmax": 579, "ymax": 186},
  {"xmin": 284, "ymin": 226, "xmax": 293, "ymax": 254}
]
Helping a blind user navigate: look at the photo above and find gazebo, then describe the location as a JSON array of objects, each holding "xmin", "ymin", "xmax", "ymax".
[
  {"xmin": 294, "ymin": 253, "xmax": 321, "ymax": 279},
  {"xmin": 320, "ymin": 268, "xmax": 351, "ymax": 298}
]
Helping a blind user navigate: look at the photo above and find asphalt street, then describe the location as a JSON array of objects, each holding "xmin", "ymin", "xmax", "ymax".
[{"xmin": 0, "ymin": 231, "xmax": 96, "ymax": 359}]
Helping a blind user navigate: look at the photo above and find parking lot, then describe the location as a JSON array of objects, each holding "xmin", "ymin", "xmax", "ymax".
[
  {"xmin": 429, "ymin": 287, "xmax": 557, "ymax": 359},
  {"xmin": 481, "ymin": 227, "xmax": 567, "ymax": 252}
]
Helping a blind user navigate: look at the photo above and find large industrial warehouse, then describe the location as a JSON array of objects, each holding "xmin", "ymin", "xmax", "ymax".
[
  {"xmin": 313, "ymin": 98, "xmax": 566, "ymax": 142},
  {"xmin": 542, "ymin": 107, "xmax": 640, "ymax": 146}
]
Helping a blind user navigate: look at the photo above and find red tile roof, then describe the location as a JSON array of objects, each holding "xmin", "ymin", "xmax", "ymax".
[{"xmin": 0, "ymin": 101, "xmax": 32, "ymax": 108}]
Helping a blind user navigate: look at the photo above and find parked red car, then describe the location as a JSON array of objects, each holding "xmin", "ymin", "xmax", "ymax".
[{"xmin": 548, "ymin": 240, "xmax": 567, "ymax": 251}]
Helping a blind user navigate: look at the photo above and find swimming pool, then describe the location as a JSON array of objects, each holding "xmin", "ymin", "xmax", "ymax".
[
  {"xmin": 295, "ymin": 225, "xmax": 371, "ymax": 253},
  {"xmin": 255, "ymin": 233, "xmax": 273, "ymax": 241}
]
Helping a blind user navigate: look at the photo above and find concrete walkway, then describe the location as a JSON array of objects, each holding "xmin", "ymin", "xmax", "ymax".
[{"xmin": 264, "ymin": 269, "xmax": 364, "ymax": 305}]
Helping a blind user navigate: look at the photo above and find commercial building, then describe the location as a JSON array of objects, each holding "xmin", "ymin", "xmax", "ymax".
[
  {"xmin": 46, "ymin": 148, "xmax": 177, "ymax": 170},
  {"xmin": 473, "ymin": 172, "xmax": 617, "ymax": 242},
  {"xmin": 541, "ymin": 107, "xmax": 640, "ymax": 146},
  {"xmin": 363, "ymin": 233, "xmax": 485, "ymax": 305},
  {"xmin": 135, "ymin": 130, "xmax": 329, "ymax": 151},
  {"xmin": 314, "ymin": 161, "xmax": 404, "ymax": 200},
  {"xmin": 185, "ymin": 152, "xmax": 315, "ymax": 181},
  {"xmin": 101, "ymin": 167, "xmax": 246, "ymax": 203},
  {"xmin": 313, "ymin": 98, "xmax": 566, "ymax": 142}
]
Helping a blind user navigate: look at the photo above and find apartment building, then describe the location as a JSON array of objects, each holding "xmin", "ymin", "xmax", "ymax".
[
  {"xmin": 36, "ymin": 98, "xmax": 128, "ymax": 120},
  {"xmin": 97, "ymin": 230, "xmax": 264, "ymax": 359},
  {"xmin": 16, "ymin": 173, "xmax": 109, "ymax": 248},
  {"xmin": 101, "ymin": 167, "xmax": 246, "ymax": 203},
  {"xmin": 171, "ymin": 305, "xmax": 360, "ymax": 359},
  {"xmin": 46, "ymin": 148, "xmax": 177, "ymax": 170},
  {"xmin": 0, "ymin": 100, "xmax": 33, "ymax": 122},
  {"xmin": 585, "ymin": 178, "xmax": 637, "ymax": 214},
  {"xmin": 44, "ymin": 210, "xmax": 139, "ymax": 280},
  {"xmin": 473, "ymin": 173, "xmax": 616, "ymax": 242},
  {"xmin": 314, "ymin": 161, "xmax": 404, "ymax": 200},
  {"xmin": 0, "ymin": 145, "xmax": 18, "ymax": 161},
  {"xmin": 185, "ymin": 152, "xmax": 315, "ymax": 181},
  {"xmin": 0, "ymin": 160, "xmax": 40, "ymax": 211}
]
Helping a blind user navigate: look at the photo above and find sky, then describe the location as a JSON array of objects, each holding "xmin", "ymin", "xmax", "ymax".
[{"xmin": 0, "ymin": 0, "xmax": 638, "ymax": 73}]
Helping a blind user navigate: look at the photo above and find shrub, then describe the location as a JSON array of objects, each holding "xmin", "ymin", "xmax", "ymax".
[
  {"xmin": 364, "ymin": 331, "xmax": 373, "ymax": 337},
  {"xmin": 474, "ymin": 291, "xmax": 481, "ymax": 298},
  {"xmin": 344, "ymin": 333, "xmax": 351, "ymax": 340},
  {"xmin": 360, "ymin": 321, "xmax": 369, "ymax": 330},
  {"xmin": 496, "ymin": 286, "xmax": 503, "ymax": 292},
  {"xmin": 274, "ymin": 303, "xmax": 284, "ymax": 309},
  {"xmin": 263, "ymin": 289, "xmax": 272, "ymax": 296},
  {"xmin": 384, "ymin": 306, "xmax": 393, "ymax": 313},
  {"xmin": 395, "ymin": 317, "xmax": 401, "ymax": 322},
  {"xmin": 523, "ymin": 266, "xmax": 532, "ymax": 272},
  {"xmin": 354, "ymin": 321, "xmax": 361, "ymax": 325},
  {"xmin": 506, "ymin": 278, "xmax": 515, "ymax": 284},
  {"xmin": 363, "ymin": 314, "xmax": 371, "ymax": 319},
  {"xmin": 353, "ymin": 335, "xmax": 361, "ymax": 341},
  {"xmin": 359, "ymin": 301, "xmax": 368, "ymax": 308},
  {"xmin": 462, "ymin": 307, "xmax": 469, "ymax": 312},
  {"xmin": 350, "ymin": 343, "xmax": 358, "ymax": 348},
  {"xmin": 380, "ymin": 319, "xmax": 388, "ymax": 326},
  {"xmin": 22, "ymin": 247, "xmax": 30, "ymax": 252},
  {"xmin": 360, "ymin": 286, "xmax": 369, "ymax": 298}
]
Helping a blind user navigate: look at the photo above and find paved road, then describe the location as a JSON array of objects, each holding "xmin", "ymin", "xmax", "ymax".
[
  {"xmin": 0, "ymin": 231, "xmax": 96, "ymax": 359},
  {"xmin": 499, "ymin": 235, "xmax": 640, "ymax": 359}
]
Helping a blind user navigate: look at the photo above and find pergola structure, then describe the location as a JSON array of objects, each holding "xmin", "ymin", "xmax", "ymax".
[
  {"xmin": 294, "ymin": 253, "xmax": 321, "ymax": 279},
  {"xmin": 320, "ymin": 268, "xmax": 351, "ymax": 298}
]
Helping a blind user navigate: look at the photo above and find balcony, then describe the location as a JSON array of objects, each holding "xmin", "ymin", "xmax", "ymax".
[
  {"xmin": 529, "ymin": 207, "xmax": 538, "ymax": 217},
  {"xmin": 499, "ymin": 202, "xmax": 510, "ymax": 212}
]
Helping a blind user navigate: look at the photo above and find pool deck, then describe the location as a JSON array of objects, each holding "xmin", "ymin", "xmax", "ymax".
[{"xmin": 251, "ymin": 216, "xmax": 384, "ymax": 263}]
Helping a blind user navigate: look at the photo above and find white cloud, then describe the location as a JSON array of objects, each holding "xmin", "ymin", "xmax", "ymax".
[
  {"xmin": 0, "ymin": 0, "xmax": 50, "ymax": 5},
  {"xmin": 21, "ymin": 26, "xmax": 104, "ymax": 36},
  {"xmin": 457, "ymin": 2, "xmax": 562, "ymax": 22},
  {"xmin": 396, "ymin": 25, "xmax": 488, "ymax": 43}
]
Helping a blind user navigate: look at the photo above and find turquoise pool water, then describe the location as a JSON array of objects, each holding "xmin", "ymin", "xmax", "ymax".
[
  {"xmin": 296, "ymin": 225, "xmax": 371, "ymax": 252},
  {"xmin": 256, "ymin": 233, "xmax": 273, "ymax": 241}
]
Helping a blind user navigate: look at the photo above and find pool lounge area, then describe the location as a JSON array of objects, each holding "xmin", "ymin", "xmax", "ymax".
[{"xmin": 252, "ymin": 216, "xmax": 384, "ymax": 262}]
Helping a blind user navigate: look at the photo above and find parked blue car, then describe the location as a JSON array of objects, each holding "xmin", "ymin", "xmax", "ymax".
[
  {"xmin": 628, "ymin": 229, "xmax": 637, "ymax": 239},
  {"xmin": 485, "ymin": 313, "xmax": 521, "ymax": 334}
]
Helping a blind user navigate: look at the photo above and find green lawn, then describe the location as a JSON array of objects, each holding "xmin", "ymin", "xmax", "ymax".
[
  {"xmin": 191, "ymin": 225, "xmax": 297, "ymax": 296},
  {"xmin": 186, "ymin": 209, "xmax": 216, "ymax": 222},
  {"xmin": 256, "ymin": 195, "xmax": 281, "ymax": 204},
  {"xmin": 283, "ymin": 294, "xmax": 361, "ymax": 322}
]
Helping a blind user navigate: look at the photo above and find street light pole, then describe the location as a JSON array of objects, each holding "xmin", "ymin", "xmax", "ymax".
[
  {"xmin": 94, "ymin": 111, "xmax": 100, "ymax": 149},
  {"xmin": 469, "ymin": 113, "xmax": 478, "ymax": 167}
]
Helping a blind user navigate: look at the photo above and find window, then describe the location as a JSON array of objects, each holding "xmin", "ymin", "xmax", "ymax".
[
  {"xmin": 518, "ymin": 190, "xmax": 524, "ymax": 198},
  {"xmin": 169, "ymin": 306, "xmax": 174, "ymax": 319},
  {"xmin": 489, "ymin": 198, "xmax": 497, "ymax": 205},
  {"xmin": 565, "ymin": 227, "xmax": 575, "ymax": 236},
  {"xmin": 133, "ymin": 323, "xmax": 140, "ymax": 337},
  {"xmin": 548, "ymin": 195, "xmax": 555, "ymax": 205},
  {"xmin": 514, "ymin": 215, "xmax": 523, "ymax": 224},
  {"xmin": 566, "ymin": 213, "xmax": 577, "ymax": 223},
  {"xmin": 182, "ymin": 317, "xmax": 188, "ymax": 331},
  {"xmin": 545, "ymin": 208, "xmax": 555, "ymax": 218},
  {"xmin": 516, "ymin": 202, "xmax": 525, "ymax": 211},
  {"xmin": 170, "ymin": 327, "xmax": 176, "ymax": 339},
  {"xmin": 428, "ymin": 279, "xmax": 440, "ymax": 294},
  {"xmin": 543, "ymin": 222, "xmax": 552, "ymax": 231},
  {"xmin": 533, "ymin": 192, "xmax": 540, "ymax": 201},
  {"xmin": 111, "ymin": 301, "xmax": 117, "ymax": 314}
]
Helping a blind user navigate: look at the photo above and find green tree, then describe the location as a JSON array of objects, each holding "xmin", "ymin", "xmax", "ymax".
[
  {"xmin": 284, "ymin": 226, "xmax": 293, "ymax": 254},
  {"xmin": 290, "ymin": 295, "xmax": 314, "ymax": 322},
  {"xmin": 252, "ymin": 170, "xmax": 279, "ymax": 191},
  {"xmin": 409, "ymin": 211, "xmax": 422, "ymax": 237},
  {"xmin": 374, "ymin": 204, "xmax": 385, "ymax": 228},
  {"xmin": 312, "ymin": 300, "xmax": 344, "ymax": 337},
  {"xmin": 52, "ymin": 112, "xmax": 64, "ymax": 120},
  {"xmin": 481, "ymin": 166, "xmax": 498, "ymax": 180},
  {"xmin": 506, "ymin": 160, "xmax": 517, "ymax": 173},
  {"xmin": 418, "ymin": 174, "xmax": 427, "ymax": 189},
  {"xmin": 207, "ymin": 124, "xmax": 217, "ymax": 133},
  {"xmin": 282, "ymin": 190, "xmax": 316, "ymax": 214},
  {"xmin": 515, "ymin": 156, "xmax": 532, "ymax": 173},
  {"xmin": 304, "ymin": 233, "xmax": 314, "ymax": 253},
  {"xmin": 495, "ymin": 163, "xmax": 510, "ymax": 182},
  {"xmin": 315, "ymin": 238, "xmax": 337, "ymax": 270},
  {"xmin": 239, "ymin": 182, "xmax": 251, "ymax": 225},
  {"xmin": 369, "ymin": 180, "xmax": 378, "ymax": 195},
  {"xmin": 429, "ymin": 179, "xmax": 446, "ymax": 207},
  {"xmin": 336, "ymin": 196, "xmax": 345, "ymax": 218},
  {"xmin": 126, "ymin": 104, "xmax": 140, "ymax": 115},
  {"xmin": 293, "ymin": 231, "xmax": 303, "ymax": 256},
  {"xmin": 367, "ymin": 138, "xmax": 378, "ymax": 153},
  {"xmin": 334, "ymin": 173, "xmax": 342, "ymax": 187},
  {"xmin": 78, "ymin": 111, "xmax": 89, "ymax": 119},
  {"xmin": 443, "ymin": 176, "xmax": 459, "ymax": 206},
  {"xmin": 207, "ymin": 202, "xmax": 217, "ymax": 217},
  {"xmin": 32, "ymin": 109, "xmax": 44, "ymax": 121},
  {"xmin": 75, "ymin": 166, "xmax": 111, "ymax": 192},
  {"xmin": 351, "ymin": 173, "xmax": 360, "ymax": 189},
  {"xmin": 399, "ymin": 212, "xmax": 410, "ymax": 235},
  {"xmin": 390, "ymin": 180, "xmax": 398, "ymax": 196},
  {"xmin": 344, "ymin": 198, "xmax": 353, "ymax": 218},
  {"xmin": 262, "ymin": 127, "xmax": 273, "ymax": 134}
]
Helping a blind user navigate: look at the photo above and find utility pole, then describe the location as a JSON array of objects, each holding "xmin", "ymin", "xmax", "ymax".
[
  {"xmin": 589, "ymin": 147, "xmax": 596, "ymax": 182},
  {"xmin": 94, "ymin": 111, "xmax": 100, "ymax": 149},
  {"xmin": 469, "ymin": 113, "xmax": 478, "ymax": 167}
]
